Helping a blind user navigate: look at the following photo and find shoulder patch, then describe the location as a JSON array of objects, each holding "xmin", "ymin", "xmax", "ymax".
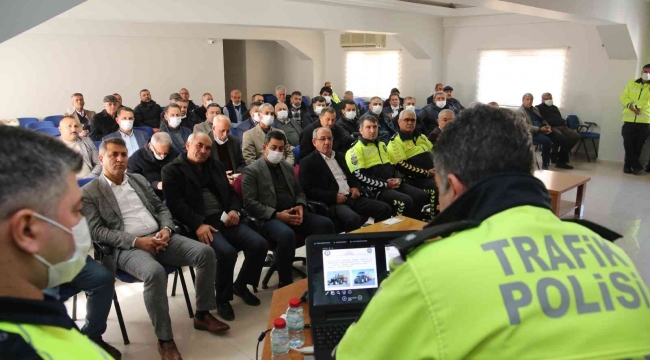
[
  {"xmin": 562, "ymin": 218, "xmax": 622, "ymax": 242},
  {"xmin": 391, "ymin": 220, "xmax": 480, "ymax": 260},
  {"xmin": 350, "ymin": 153, "xmax": 358, "ymax": 165}
]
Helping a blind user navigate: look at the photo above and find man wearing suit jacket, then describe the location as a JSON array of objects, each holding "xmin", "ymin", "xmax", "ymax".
[
  {"xmin": 242, "ymin": 131, "xmax": 335, "ymax": 287},
  {"xmin": 193, "ymin": 103, "xmax": 222, "ymax": 135},
  {"xmin": 162, "ymin": 132, "xmax": 267, "ymax": 321},
  {"xmin": 102, "ymin": 107, "xmax": 151, "ymax": 156},
  {"xmin": 58, "ymin": 116, "xmax": 102, "ymax": 178},
  {"xmin": 242, "ymin": 103, "xmax": 295, "ymax": 165},
  {"xmin": 300, "ymin": 127, "xmax": 391, "ymax": 232},
  {"xmin": 67, "ymin": 93, "xmax": 96, "ymax": 137},
  {"xmin": 127, "ymin": 132, "xmax": 180, "ymax": 201},
  {"xmin": 90, "ymin": 95, "xmax": 119, "ymax": 141},
  {"xmin": 273, "ymin": 102, "xmax": 301, "ymax": 146},
  {"xmin": 81, "ymin": 138, "xmax": 229, "ymax": 360},
  {"xmin": 235, "ymin": 101, "xmax": 262, "ymax": 145},
  {"xmin": 160, "ymin": 103, "xmax": 192, "ymax": 155},
  {"xmin": 209, "ymin": 115, "xmax": 246, "ymax": 177},
  {"xmin": 299, "ymin": 106, "xmax": 354, "ymax": 160}
]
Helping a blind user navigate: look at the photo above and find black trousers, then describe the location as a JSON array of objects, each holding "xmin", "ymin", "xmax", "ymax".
[
  {"xmin": 328, "ymin": 196, "xmax": 392, "ymax": 233},
  {"xmin": 406, "ymin": 177, "xmax": 438, "ymax": 218},
  {"xmin": 377, "ymin": 184, "xmax": 429, "ymax": 220},
  {"xmin": 622, "ymin": 122, "xmax": 650, "ymax": 167}
]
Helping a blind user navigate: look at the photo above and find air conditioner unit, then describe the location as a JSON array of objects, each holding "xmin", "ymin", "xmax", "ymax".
[{"xmin": 340, "ymin": 33, "xmax": 386, "ymax": 48}]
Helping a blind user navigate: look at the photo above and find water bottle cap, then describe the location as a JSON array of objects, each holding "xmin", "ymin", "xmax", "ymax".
[
  {"xmin": 289, "ymin": 297, "xmax": 302, "ymax": 308},
  {"xmin": 274, "ymin": 318, "xmax": 287, "ymax": 329}
]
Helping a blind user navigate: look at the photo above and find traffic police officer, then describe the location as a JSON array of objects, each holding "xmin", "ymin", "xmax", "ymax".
[
  {"xmin": 620, "ymin": 63, "xmax": 650, "ymax": 174},
  {"xmin": 335, "ymin": 106, "xmax": 650, "ymax": 359},
  {"xmin": 345, "ymin": 115, "xmax": 429, "ymax": 220},
  {"xmin": 0, "ymin": 126, "xmax": 112, "ymax": 359},
  {"xmin": 387, "ymin": 109, "xmax": 437, "ymax": 218}
]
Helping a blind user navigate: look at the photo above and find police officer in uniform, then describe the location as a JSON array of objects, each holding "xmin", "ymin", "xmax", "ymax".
[
  {"xmin": 620, "ymin": 63, "xmax": 650, "ymax": 174},
  {"xmin": 345, "ymin": 115, "xmax": 429, "ymax": 220},
  {"xmin": 334, "ymin": 106, "xmax": 650, "ymax": 359},
  {"xmin": 0, "ymin": 126, "xmax": 113, "ymax": 359},
  {"xmin": 387, "ymin": 109, "xmax": 437, "ymax": 218}
]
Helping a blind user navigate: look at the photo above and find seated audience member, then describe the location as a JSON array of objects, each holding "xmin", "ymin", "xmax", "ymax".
[
  {"xmin": 179, "ymin": 88, "xmax": 198, "ymax": 112},
  {"xmin": 242, "ymin": 131, "xmax": 335, "ymax": 287},
  {"xmin": 235, "ymin": 101, "xmax": 263, "ymax": 145},
  {"xmin": 342, "ymin": 91, "xmax": 362, "ymax": 118},
  {"xmin": 160, "ymin": 103, "xmax": 192, "ymax": 154},
  {"xmin": 103, "ymin": 107, "xmax": 151, "ymax": 156},
  {"xmin": 300, "ymin": 127, "xmax": 391, "ymax": 232},
  {"xmin": 427, "ymin": 83, "xmax": 445, "ymax": 104},
  {"xmin": 223, "ymin": 89, "xmax": 248, "ymax": 125},
  {"xmin": 82, "ymin": 138, "xmax": 229, "ymax": 359},
  {"xmin": 487, "ymin": 101, "xmax": 500, "ymax": 108},
  {"xmin": 127, "ymin": 132, "xmax": 180, "ymax": 201},
  {"xmin": 303, "ymin": 96, "xmax": 326, "ymax": 128},
  {"xmin": 274, "ymin": 102, "xmax": 301, "ymax": 146},
  {"xmin": 403, "ymin": 96, "xmax": 417, "ymax": 113},
  {"xmin": 251, "ymin": 94, "xmax": 265, "ymax": 104},
  {"xmin": 518, "ymin": 93, "xmax": 561, "ymax": 170},
  {"xmin": 194, "ymin": 103, "xmax": 222, "ymax": 134},
  {"xmin": 194, "ymin": 93, "xmax": 215, "ymax": 122},
  {"xmin": 417, "ymin": 91, "xmax": 450, "ymax": 137},
  {"xmin": 429, "ymin": 109, "xmax": 454, "ymax": 144},
  {"xmin": 325, "ymin": 81, "xmax": 341, "ymax": 104},
  {"xmin": 337, "ymin": 100, "xmax": 361, "ymax": 138},
  {"xmin": 210, "ymin": 115, "xmax": 246, "ymax": 178},
  {"xmin": 388, "ymin": 110, "xmax": 437, "ymax": 218},
  {"xmin": 0, "ymin": 126, "xmax": 119, "ymax": 359},
  {"xmin": 300, "ymin": 106, "xmax": 354, "ymax": 160},
  {"xmin": 59, "ymin": 116, "xmax": 101, "ymax": 178},
  {"xmin": 287, "ymin": 91, "xmax": 309, "ymax": 127},
  {"xmin": 383, "ymin": 92, "xmax": 403, "ymax": 126},
  {"xmin": 536, "ymin": 92, "xmax": 580, "ymax": 166},
  {"xmin": 362, "ymin": 96, "xmax": 397, "ymax": 143},
  {"xmin": 319, "ymin": 86, "xmax": 341, "ymax": 118},
  {"xmin": 444, "ymin": 86, "xmax": 465, "ymax": 113},
  {"xmin": 346, "ymin": 115, "xmax": 429, "ymax": 220},
  {"xmin": 176, "ymin": 98, "xmax": 202, "ymax": 130},
  {"xmin": 90, "ymin": 95, "xmax": 119, "ymax": 141},
  {"xmin": 134, "ymin": 89, "xmax": 163, "ymax": 130},
  {"xmin": 162, "ymin": 132, "xmax": 267, "ymax": 321},
  {"xmin": 68, "ymin": 93, "xmax": 96, "ymax": 136},
  {"xmin": 334, "ymin": 105, "xmax": 650, "ymax": 360},
  {"xmin": 270, "ymin": 85, "xmax": 287, "ymax": 107},
  {"xmin": 113, "ymin": 93, "xmax": 123, "ymax": 108},
  {"xmin": 383, "ymin": 88, "xmax": 404, "ymax": 108},
  {"xmin": 243, "ymin": 103, "xmax": 295, "ymax": 165}
]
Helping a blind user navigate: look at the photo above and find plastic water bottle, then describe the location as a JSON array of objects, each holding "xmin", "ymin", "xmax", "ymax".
[
  {"xmin": 286, "ymin": 297, "xmax": 305, "ymax": 348},
  {"xmin": 271, "ymin": 318, "xmax": 290, "ymax": 360}
]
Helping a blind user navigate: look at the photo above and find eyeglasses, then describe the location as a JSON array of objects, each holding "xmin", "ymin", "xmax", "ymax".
[
  {"xmin": 402, "ymin": 118, "xmax": 416, "ymax": 123},
  {"xmin": 315, "ymin": 136, "xmax": 333, "ymax": 141}
]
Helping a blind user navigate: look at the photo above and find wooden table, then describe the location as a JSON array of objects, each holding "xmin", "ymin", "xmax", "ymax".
[
  {"xmin": 534, "ymin": 170, "xmax": 590, "ymax": 218},
  {"xmin": 261, "ymin": 216, "xmax": 427, "ymax": 360}
]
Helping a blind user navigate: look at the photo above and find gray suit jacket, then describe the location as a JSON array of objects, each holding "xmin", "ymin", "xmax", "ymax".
[
  {"xmin": 193, "ymin": 121, "xmax": 212, "ymax": 135},
  {"xmin": 69, "ymin": 109, "xmax": 97, "ymax": 124},
  {"xmin": 242, "ymin": 157, "xmax": 307, "ymax": 220},
  {"xmin": 102, "ymin": 129, "xmax": 150, "ymax": 149},
  {"xmin": 242, "ymin": 125, "xmax": 295, "ymax": 165},
  {"xmin": 517, "ymin": 105, "xmax": 549, "ymax": 134},
  {"xmin": 76, "ymin": 136, "xmax": 102, "ymax": 177},
  {"xmin": 81, "ymin": 173, "xmax": 176, "ymax": 274}
]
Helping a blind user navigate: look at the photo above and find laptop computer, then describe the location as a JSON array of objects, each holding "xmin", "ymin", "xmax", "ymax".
[{"xmin": 306, "ymin": 231, "xmax": 413, "ymax": 359}]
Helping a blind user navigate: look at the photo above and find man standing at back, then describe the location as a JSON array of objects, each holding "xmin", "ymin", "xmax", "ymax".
[
  {"xmin": 134, "ymin": 89, "xmax": 163, "ymax": 131},
  {"xmin": 619, "ymin": 64, "xmax": 650, "ymax": 174},
  {"xmin": 335, "ymin": 105, "xmax": 650, "ymax": 359}
]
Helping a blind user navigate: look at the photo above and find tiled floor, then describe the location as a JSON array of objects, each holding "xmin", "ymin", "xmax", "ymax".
[{"xmin": 65, "ymin": 156, "xmax": 650, "ymax": 360}]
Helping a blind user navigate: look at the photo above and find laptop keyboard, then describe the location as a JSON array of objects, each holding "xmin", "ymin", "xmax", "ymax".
[{"xmin": 313, "ymin": 323, "xmax": 351, "ymax": 349}]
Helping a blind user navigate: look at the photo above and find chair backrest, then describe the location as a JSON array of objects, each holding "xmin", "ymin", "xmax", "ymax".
[
  {"xmin": 35, "ymin": 127, "xmax": 61, "ymax": 136},
  {"xmin": 134, "ymin": 126, "xmax": 154, "ymax": 138},
  {"xmin": 566, "ymin": 115, "xmax": 579, "ymax": 130},
  {"xmin": 25, "ymin": 121, "xmax": 55, "ymax": 130},
  {"xmin": 294, "ymin": 164, "xmax": 300, "ymax": 180},
  {"xmin": 43, "ymin": 115, "xmax": 64, "ymax": 127},
  {"xmin": 230, "ymin": 127, "xmax": 238, "ymax": 137},
  {"xmin": 354, "ymin": 97, "xmax": 365, "ymax": 106},
  {"xmin": 18, "ymin": 117, "xmax": 39, "ymax": 127},
  {"xmin": 302, "ymin": 96, "xmax": 311, "ymax": 107},
  {"xmin": 77, "ymin": 177, "xmax": 95, "ymax": 187},
  {"xmin": 293, "ymin": 145, "xmax": 300, "ymax": 165},
  {"xmin": 263, "ymin": 94, "xmax": 277, "ymax": 104},
  {"xmin": 415, "ymin": 109, "xmax": 421, "ymax": 115},
  {"xmin": 233, "ymin": 174, "xmax": 244, "ymax": 197},
  {"xmin": 93, "ymin": 140, "xmax": 102, "ymax": 149}
]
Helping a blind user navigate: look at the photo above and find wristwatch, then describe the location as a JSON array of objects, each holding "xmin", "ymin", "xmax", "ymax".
[{"xmin": 162, "ymin": 226, "xmax": 174, "ymax": 235}]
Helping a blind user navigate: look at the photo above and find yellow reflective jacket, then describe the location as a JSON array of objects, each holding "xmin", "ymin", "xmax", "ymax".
[{"xmin": 620, "ymin": 78, "xmax": 650, "ymax": 123}]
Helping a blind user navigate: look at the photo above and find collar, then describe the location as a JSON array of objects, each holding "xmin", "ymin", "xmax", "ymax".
[
  {"xmin": 76, "ymin": 110, "xmax": 85, "ymax": 117},
  {"xmin": 398, "ymin": 130, "xmax": 419, "ymax": 141},
  {"xmin": 119, "ymin": 130, "xmax": 135, "ymax": 138},
  {"xmin": 320, "ymin": 151, "xmax": 336, "ymax": 160},
  {"xmin": 103, "ymin": 173, "xmax": 128, "ymax": 187},
  {"xmin": 359, "ymin": 136, "xmax": 379, "ymax": 146},
  {"xmin": 0, "ymin": 295, "xmax": 77, "ymax": 330},
  {"xmin": 429, "ymin": 173, "xmax": 551, "ymax": 227}
]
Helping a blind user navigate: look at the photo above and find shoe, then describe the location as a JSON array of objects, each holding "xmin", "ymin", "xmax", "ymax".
[
  {"xmin": 555, "ymin": 163, "xmax": 574, "ymax": 170},
  {"xmin": 194, "ymin": 313, "xmax": 230, "ymax": 334},
  {"xmin": 631, "ymin": 163, "xmax": 643, "ymax": 174},
  {"xmin": 550, "ymin": 153, "xmax": 559, "ymax": 164},
  {"xmin": 91, "ymin": 338, "xmax": 122, "ymax": 359},
  {"xmin": 158, "ymin": 340, "xmax": 183, "ymax": 360},
  {"xmin": 645, "ymin": 166, "xmax": 650, "ymax": 173},
  {"xmin": 217, "ymin": 302, "xmax": 235, "ymax": 321},
  {"xmin": 624, "ymin": 165, "xmax": 632, "ymax": 174},
  {"xmin": 542, "ymin": 164, "xmax": 549, "ymax": 170},
  {"xmin": 233, "ymin": 283, "xmax": 261, "ymax": 306}
]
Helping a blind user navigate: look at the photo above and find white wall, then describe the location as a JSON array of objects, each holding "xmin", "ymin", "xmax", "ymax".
[
  {"xmin": 443, "ymin": 15, "xmax": 637, "ymax": 162},
  {"xmin": 245, "ymin": 40, "xmax": 282, "ymax": 99},
  {"xmin": 276, "ymin": 43, "xmax": 314, "ymax": 98}
]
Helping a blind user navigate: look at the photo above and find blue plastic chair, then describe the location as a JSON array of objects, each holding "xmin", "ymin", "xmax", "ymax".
[
  {"xmin": 230, "ymin": 127, "xmax": 238, "ymax": 137},
  {"xmin": 263, "ymin": 94, "xmax": 277, "ymax": 104},
  {"xmin": 93, "ymin": 141, "xmax": 102, "ymax": 149},
  {"xmin": 44, "ymin": 115, "xmax": 64, "ymax": 127},
  {"xmin": 415, "ymin": 109, "xmax": 421, "ymax": 115},
  {"xmin": 354, "ymin": 97, "xmax": 365, "ymax": 106},
  {"xmin": 77, "ymin": 177, "xmax": 95, "ymax": 187},
  {"xmin": 302, "ymin": 96, "xmax": 311, "ymax": 107},
  {"xmin": 35, "ymin": 127, "xmax": 61, "ymax": 136},
  {"xmin": 566, "ymin": 115, "xmax": 600, "ymax": 162},
  {"xmin": 293, "ymin": 145, "xmax": 300, "ymax": 165},
  {"xmin": 26, "ymin": 121, "xmax": 55, "ymax": 130},
  {"xmin": 18, "ymin": 117, "xmax": 39, "ymax": 127},
  {"xmin": 134, "ymin": 126, "xmax": 154, "ymax": 138}
]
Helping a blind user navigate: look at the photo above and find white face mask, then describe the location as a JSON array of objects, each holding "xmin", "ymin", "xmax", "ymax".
[
  {"xmin": 251, "ymin": 112, "xmax": 259, "ymax": 121},
  {"xmin": 436, "ymin": 100, "xmax": 447, "ymax": 108},
  {"xmin": 168, "ymin": 116, "xmax": 182, "ymax": 128},
  {"xmin": 32, "ymin": 213, "xmax": 91, "ymax": 289},
  {"xmin": 405, "ymin": 105, "xmax": 415, "ymax": 112},
  {"xmin": 371, "ymin": 105, "xmax": 382, "ymax": 114},
  {"xmin": 324, "ymin": 96, "xmax": 332, "ymax": 103},
  {"xmin": 643, "ymin": 73, "xmax": 650, "ymax": 81},
  {"xmin": 215, "ymin": 136, "xmax": 228, "ymax": 145},
  {"xmin": 292, "ymin": 103, "xmax": 300, "ymax": 109},
  {"xmin": 544, "ymin": 100, "xmax": 554, "ymax": 107},
  {"xmin": 233, "ymin": 102, "xmax": 241, "ymax": 107},
  {"xmin": 261, "ymin": 114, "xmax": 275, "ymax": 126},
  {"xmin": 277, "ymin": 110, "xmax": 288, "ymax": 120},
  {"xmin": 345, "ymin": 111, "xmax": 356, "ymax": 120},
  {"xmin": 266, "ymin": 149, "xmax": 284, "ymax": 164},
  {"xmin": 205, "ymin": 100, "xmax": 213, "ymax": 107},
  {"xmin": 119, "ymin": 120, "xmax": 134, "ymax": 132},
  {"xmin": 150, "ymin": 145, "xmax": 166, "ymax": 160},
  {"xmin": 315, "ymin": 106, "xmax": 324, "ymax": 115}
]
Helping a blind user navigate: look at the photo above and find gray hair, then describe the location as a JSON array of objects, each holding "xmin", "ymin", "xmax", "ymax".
[
  {"xmin": 433, "ymin": 106, "xmax": 532, "ymax": 193},
  {"xmin": 187, "ymin": 132, "xmax": 211, "ymax": 145},
  {"xmin": 99, "ymin": 138, "xmax": 126, "ymax": 156},
  {"xmin": 522, "ymin": 93, "xmax": 533, "ymax": 100},
  {"xmin": 151, "ymin": 132, "xmax": 172, "ymax": 146},
  {"xmin": 259, "ymin": 103, "xmax": 274, "ymax": 113},
  {"xmin": 399, "ymin": 109, "xmax": 416, "ymax": 119},
  {"xmin": 0, "ymin": 127, "xmax": 83, "ymax": 220},
  {"xmin": 433, "ymin": 91, "xmax": 446, "ymax": 99},
  {"xmin": 313, "ymin": 126, "xmax": 332, "ymax": 139},
  {"xmin": 344, "ymin": 91, "xmax": 353, "ymax": 96},
  {"xmin": 541, "ymin": 92, "xmax": 552, "ymax": 99},
  {"xmin": 404, "ymin": 96, "xmax": 416, "ymax": 103},
  {"xmin": 438, "ymin": 109, "xmax": 454, "ymax": 119},
  {"xmin": 213, "ymin": 115, "xmax": 231, "ymax": 127},
  {"xmin": 275, "ymin": 85, "xmax": 286, "ymax": 93}
]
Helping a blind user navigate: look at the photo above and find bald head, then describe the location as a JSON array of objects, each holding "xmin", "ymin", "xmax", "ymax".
[
  {"xmin": 179, "ymin": 88, "xmax": 190, "ymax": 101},
  {"xmin": 230, "ymin": 89, "xmax": 242, "ymax": 105},
  {"xmin": 58, "ymin": 116, "xmax": 81, "ymax": 142}
]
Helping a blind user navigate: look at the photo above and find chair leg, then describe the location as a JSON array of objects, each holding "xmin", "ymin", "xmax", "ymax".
[
  {"xmin": 171, "ymin": 270, "xmax": 178, "ymax": 297},
  {"xmin": 292, "ymin": 265, "xmax": 307, "ymax": 279},
  {"xmin": 582, "ymin": 140, "xmax": 591, "ymax": 163},
  {"xmin": 177, "ymin": 270, "xmax": 194, "ymax": 319},
  {"xmin": 262, "ymin": 264, "xmax": 277, "ymax": 290},
  {"xmin": 189, "ymin": 266, "xmax": 196, "ymax": 285},
  {"xmin": 113, "ymin": 293, "xmax": 130, "ymax": 345},
  {"xmin": 592, "ymin": 139, "xmax": 599, "ymax": 158},
  {"xmin": 72, "ymin": 294, "xmax": 78, "ymax": 321}
]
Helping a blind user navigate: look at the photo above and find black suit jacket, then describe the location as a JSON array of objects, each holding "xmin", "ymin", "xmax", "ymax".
[
  {"xmin": 299, "ymin": 122, "xmax": 354, "ymax": 160},
  {"xmin": 89, "ymin": 110, "xmax": 118, "ymax": 141},
  {"xmin": 161, "ymin": 154, "xmax": 242, "ymax": 232},
  {"xmin": 209, "ymin": 133, "xmax": 246, "ymax": 173},
  {"xmin": 127, "ymin": 142, "xmax": 181, "ymax": 200},
  {"xmin": 299, "ymin": 150, "xmax": 360, "ymax": 206}
]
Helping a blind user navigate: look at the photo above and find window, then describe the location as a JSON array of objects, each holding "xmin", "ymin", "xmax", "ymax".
[
  {"xmin": 345, "ymin": 50, "xmax": 401, "ymax": 98},
  {"xmin": 477, "ymin": 48, "xmax": 568, "ymax": 108}
]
